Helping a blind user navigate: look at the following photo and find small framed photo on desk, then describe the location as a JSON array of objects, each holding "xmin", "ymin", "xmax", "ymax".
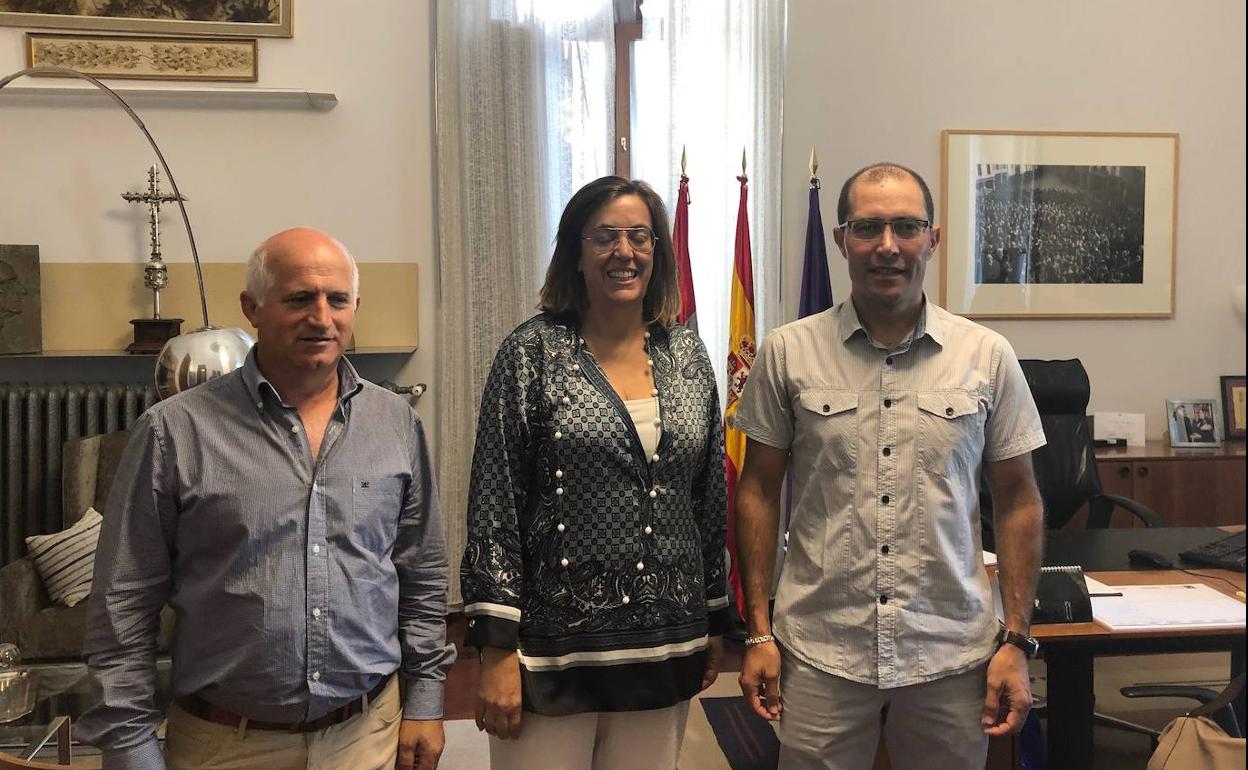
[
  {"xmin": 1166, "ymin": 397, "xmax": 1221, "ymax": 447},
  {"xmin": 1221, "ymin": 375, "xmax": 1246, "ymax": 440}
]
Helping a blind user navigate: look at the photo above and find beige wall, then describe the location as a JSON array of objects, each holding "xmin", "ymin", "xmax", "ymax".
[
  {"xmin": 0, "ymin": 0, "xmax": 438, "ymax": 422},
  {"xmin": 780, "ymin": 0, "xmax": 1247, "ymax": 435}
]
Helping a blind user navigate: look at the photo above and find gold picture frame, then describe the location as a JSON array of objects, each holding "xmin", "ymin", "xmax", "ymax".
[
  {"xmin": 0, "ymin": 1, "xmax": 291, "ymax": 38},
  {"xmin": 941, "ymin": 130, "xmax": 1178, "ymax": 318},
  {"xmin": 27, "ymin": 32, "xmax": 257, "ymax": 82}
]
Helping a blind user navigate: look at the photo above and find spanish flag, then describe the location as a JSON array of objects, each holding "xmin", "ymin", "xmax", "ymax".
[
  {"xmin": 673, "ymin": 173, "xmax": 698, "ymax": 331},
  {"xmin": 724, "ymin": 172, "xmax": 756, "ymax": 615}
]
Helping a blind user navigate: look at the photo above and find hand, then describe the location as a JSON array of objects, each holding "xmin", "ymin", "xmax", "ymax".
[
  {"xmin": 476, "ymin": 647, "xmax": 523, "ymax": 739},
  {"xmin": 738, "ymin": 640, "xmax": 782, "ymax": 721},
  {"xmin": 397, "ymin": 719, "xmax": 445, "ymax": 770},
  {"xmin": 701, "ymin": 635, "xmax": 724, "ymax": 691},
  {"xmin": 981, "ymin": 643, "xmax": 1033, "ymax": 736}
]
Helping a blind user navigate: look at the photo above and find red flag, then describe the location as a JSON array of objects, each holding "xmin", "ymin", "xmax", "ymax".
[
  {"xmin": 673, "ymin": 174, "xmax": 698, "ymax": 330},
  {"xmin": 724, "ymin": 173, "xmax": 756, "ymax": 615}
]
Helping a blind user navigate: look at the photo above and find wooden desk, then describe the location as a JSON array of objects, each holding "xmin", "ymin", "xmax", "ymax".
[
  {"xmin": 1034, "ymin": 564, "xmax": 1245, "ymax": 770},
  {"xmin": 1086, "ymin": 441, "xmax": 1246, "ymax": 527}
]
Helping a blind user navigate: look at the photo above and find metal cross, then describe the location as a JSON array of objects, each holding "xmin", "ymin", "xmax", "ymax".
[{"xmin": 122, "ymin": 164, "xmax": 186, "ymax": 318}]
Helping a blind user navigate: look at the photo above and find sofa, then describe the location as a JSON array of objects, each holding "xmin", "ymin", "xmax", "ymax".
[{"xmin": 0, "ymin": 430, "xmax": 174, "ymax": 662}]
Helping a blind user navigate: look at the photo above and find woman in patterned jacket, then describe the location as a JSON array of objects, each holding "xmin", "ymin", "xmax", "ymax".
[{"xmin": 461, "ymin": 176, "xmax": 729, "ymax": 769}]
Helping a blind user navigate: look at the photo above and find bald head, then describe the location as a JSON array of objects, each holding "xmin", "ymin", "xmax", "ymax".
[{"xmin": 245, "ymin": 227, "xmax": 359, "ymax": 306}]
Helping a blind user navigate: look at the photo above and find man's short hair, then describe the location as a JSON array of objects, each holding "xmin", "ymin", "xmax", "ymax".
[
  {"xmin": 244, "ymin": 233, "xmax": 360, "ymax": 306},
  {"xmin": 837, "ymin": 162, "xmax": 935, "ymax": 225}
]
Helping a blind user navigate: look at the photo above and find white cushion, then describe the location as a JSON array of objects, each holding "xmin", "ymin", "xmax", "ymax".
[{"xmin": 25, "ymin": 508, "xmax": 102, "ymax": 607}]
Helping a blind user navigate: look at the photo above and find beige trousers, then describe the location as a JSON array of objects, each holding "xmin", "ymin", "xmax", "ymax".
[
  {"xmin": 164, "ymin": 676, "xmax": 402, "ymax": 770},
  {"xmin": 777, "ymin": 650, "xmax": 990, "ymax": 770},
  {"xmin": 488, "ymin": 701, "xmax": 690, "ymax": 770}
]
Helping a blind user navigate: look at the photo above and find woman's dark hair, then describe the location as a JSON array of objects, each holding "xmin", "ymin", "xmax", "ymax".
[{"xmin": 539, "ymin": 175, "xmax": 680, "ymax": 327}]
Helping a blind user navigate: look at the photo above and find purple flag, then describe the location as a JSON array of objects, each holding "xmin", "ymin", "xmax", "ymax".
[{"xmin": 798, "ymin": 180, "xmax": 833, "ymax": 318}]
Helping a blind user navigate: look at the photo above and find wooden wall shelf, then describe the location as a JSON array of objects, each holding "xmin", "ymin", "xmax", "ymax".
[{"xmin": 0, "ymin": 84, "xmax": 338, "ymax": 110}]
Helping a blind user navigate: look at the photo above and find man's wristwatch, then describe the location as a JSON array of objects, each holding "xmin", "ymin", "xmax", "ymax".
[{"xmin": 996, "ymin": 625, "xmax": 1040, "ymax": 658}]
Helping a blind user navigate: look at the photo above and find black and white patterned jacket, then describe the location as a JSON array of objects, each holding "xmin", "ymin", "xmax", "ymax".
[{"xmin": 461, "ymin": 313, "xmax": 728, "ymax": 714}]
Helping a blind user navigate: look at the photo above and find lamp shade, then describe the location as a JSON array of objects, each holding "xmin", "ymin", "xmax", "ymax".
[{"xmin": 156, "ymin": 326, "xmax": 254, "ymax": 399}]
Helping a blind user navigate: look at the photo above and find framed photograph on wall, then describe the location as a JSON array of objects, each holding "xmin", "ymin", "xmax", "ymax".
[
  {"xmin": 1220, "ymin": 375, "xmax": 1246, "ymax": 441},
  {"xmin": 941, "ymin": 130, "xmax": 1178, "ymax": 318},
  {"xmin": 1165, "ymin": 398, "xmax": 1221, "ymax": 448},
  {"xmin": 0, "ymin": 1, "xmax": 291, "ymax": 38}
]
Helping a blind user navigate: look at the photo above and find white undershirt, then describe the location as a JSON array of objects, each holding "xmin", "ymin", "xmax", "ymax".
[{"xmin": 624, "ymin": 397, "xmax": 661, "ymax": 458}]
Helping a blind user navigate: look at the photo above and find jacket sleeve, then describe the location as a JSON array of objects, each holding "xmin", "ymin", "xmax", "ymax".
[
  {"xmin": 460, "ymin": 331, "xmax": 535, "ymax": 650},
  {"xmin": 689, "ymin": 335, "xmax": 730, "ymax": 635}
]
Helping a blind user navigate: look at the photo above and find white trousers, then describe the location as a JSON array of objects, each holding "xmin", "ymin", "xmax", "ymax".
[
  {"xmin": 488, "ymin": 701, "xmax": 690, "ymax": 770},
  {"xmin": 777, "ymin": 649, "xmax": 989, "ymax": 770}
]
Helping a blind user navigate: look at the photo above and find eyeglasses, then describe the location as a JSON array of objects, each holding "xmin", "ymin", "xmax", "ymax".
[
  {"xmin": 839, "ymin": 218, "xmax": 931, "ymax": 241},
  {"xmin": 582, "ymin": 226, "xmax": 657, "ymax": 253}
]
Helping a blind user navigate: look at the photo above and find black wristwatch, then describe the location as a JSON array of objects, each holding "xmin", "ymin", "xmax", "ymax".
[{"xmin": 996, "ymin": 625, "xmax": 1040, "ymax": 658}]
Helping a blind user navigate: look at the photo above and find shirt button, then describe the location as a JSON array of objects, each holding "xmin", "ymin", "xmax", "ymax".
[
  {"xmin": 651, "ymin": 388, "xmax": 659, "ymax": 397},
  {"xmin": 312, "ymin": 544, "xmax": 321, "ymax": 554},
  {"xmin": 879, "ymin": 595, "xmax": 889, "ymax": 604},
  {"xmin": 312, "ymin": 607, "xmax": 322, "ymax": 618},
  {"xmin": 884, "ymin": 399, "xmax": 893, "ymax": 408},
  {"xmin": 885, "ymin": 356, "xmax": 894, "ymax": 366},
  {"xmin": 556, "ymin": 487, "xmax": 564, "ymax": 496},
  {"xmin": 822, "ymin": 404, "xmax": 830, "ymax": 413},
  {"xmin": 882, "ymin": 495, "xmax": 890, "ymax": 505},
  {"xmin": 291, "ymin": 425, "xmax": 301, "ymax": 434},
  {"xmin": 945, "ymin": 406, "xmax": 954, "ymax": 416},
  {"xmin": 881, "ymin": 544, "xmax": 890, "ymax": 555},
  {"xmin": 651, "ymin": 453, "xmax": 659, "ymax": 463},
  {"xmin": 572, "ymin": 363, "xmax": 580, "ymax": 371},
  {"xmin": 644, "ymin": 525, "xmax": 653, "ymax": 535},
  {"xmin": 622, "ymin": 595, "xmax": 631, "ymax": 605},
  {"xmin": 646, "ymin": 358, "xmax": 654, "ymax": 367},
  {"xmin": 560, "ymin": 557, "xmax": 569, "ymax": 568},
  {"xmin": 557, "ymin": 523, "xmax": 566, "ymax": 533},
  {"xmin": 650, "ymin": 489, "xmax": 658, "ymax": 499},
  {"xmin": 636, "ymin": 561, "xmax": 645, "ymax": 571},
  {"xmin": 882, "ymin": 447, "xmax": 891, "ymax": 457},
  {"xmin": 554, "ymin": 431, "xmax": 563, "ymax": 440},
  {"xmin": 312, "ymin": 671, "xmax": 321, "ymax": 681},
  {"xmin": 556, "ymin": 469, "xmax": 564, "ymax": 479}
]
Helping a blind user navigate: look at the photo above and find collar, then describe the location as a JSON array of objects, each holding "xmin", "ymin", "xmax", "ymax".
[
  {"xmin": 241, "ymin": 346, "xmax": 364, "ymax": 411},
  {"xmin": 838, "ymin": 295, "xmax": 944, "ymax": 350}
]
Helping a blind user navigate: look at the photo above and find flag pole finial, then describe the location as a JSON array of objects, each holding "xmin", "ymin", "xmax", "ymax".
[
  {"xmin": 741, "ymin": 147, "xmax": 747, "ymax": 177},
  {"xmin": 681, "ymin": 145, "xmax": 687, "ymax": 175},
  {"xmin": 809, "ymin": 148, "xmax": 818, "ymax": 176}
]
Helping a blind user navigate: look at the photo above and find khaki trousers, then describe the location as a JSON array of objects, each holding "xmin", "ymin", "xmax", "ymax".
[
  {"xmin": 777, "ymin": 650, "xmax": 990, "ymax": 770},
  {"xmin": 488, "ymin": 701, "xmax": 690, "ymax": 770},
  {"xmin": 165, "ymin": 676, "xmax": 402, "ymax": 770}
]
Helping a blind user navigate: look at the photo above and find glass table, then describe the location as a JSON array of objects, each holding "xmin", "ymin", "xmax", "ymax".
[{"xmin": 0, "ymin": 660, "xmax": 171, "ymax": 763}]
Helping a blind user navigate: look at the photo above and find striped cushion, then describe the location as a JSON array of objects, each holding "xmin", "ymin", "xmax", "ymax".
[{"xmin": 25, "ymin": 508, "xmax": 102, "ymax": 607}]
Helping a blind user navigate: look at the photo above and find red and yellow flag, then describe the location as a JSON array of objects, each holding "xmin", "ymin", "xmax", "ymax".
[
  {"xmin": 724, "ymin": 173, "xmax": 756, "ymax": 615},
  {"xmin": 673, "ymin": 174, "xmax": 698, "ymax": 330}
]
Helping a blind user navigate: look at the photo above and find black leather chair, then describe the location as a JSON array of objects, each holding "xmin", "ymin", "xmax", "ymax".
[
  {"xmin": 1123, "ymin": 673, "xmax": 1246, "ymax": 748},
  {"xmin": 980, "ymin": 358, "xmax": 1162, "ymax": 551}
]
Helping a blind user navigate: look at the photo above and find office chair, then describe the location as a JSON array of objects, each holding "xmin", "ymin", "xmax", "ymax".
[
  {"xmin": 1124, "ymin": 673, "xmax": 1245, "ymax": 751},
  {"xmin": 980, "ymin": 358, "xmax": 1162, "ymax": 552}
]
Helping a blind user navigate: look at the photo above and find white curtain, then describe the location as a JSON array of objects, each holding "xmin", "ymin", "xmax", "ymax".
[
  {"xmin": 631, "ymin": 0, "xmax": 787, "ymax": 405},
  {"xmin": 435, "ymin": 0, "xmax": 615, "ymax": 606}
]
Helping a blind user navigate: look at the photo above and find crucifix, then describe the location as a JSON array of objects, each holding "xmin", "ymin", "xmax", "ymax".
[{"xmin": 121, "ymin": 164, "xmax": 185, "ymax": 353}]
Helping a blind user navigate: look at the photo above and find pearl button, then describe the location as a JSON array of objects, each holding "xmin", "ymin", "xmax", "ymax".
[
  {"xmin": 560, "ymin": 557, "xmax": 569, "ymax": 568},
  {"xmin": 554, "ymin": 431, "xmax": 563, "ymax": 440},
  {"xmin": 622, "ymin": 595, "xmax": 631, "ymax": 604},
  {"xmin": 312, "ymin": 607, "xmax": 322, "ymax": 618},
  {"xmin": 644, "ymin": 526, "xmax": 653, "ymax": 535},
  {"xmin": 636, "ymin": 561, "xmax": 645, "ymax": 571},
  {"xmin": 312, "ymin": 671, "xmax": 321, "ymax": 681},
  {"xmin": 649, "ymin": 489, "xmax": 658, "ymax": 498},
  {"xmin": 647, "ymin": 358, "xmax": 654, "ymax": 366},
  {"xmin": 291, "ymin": 425, "xmax": 300, "ymax": 434},
  {"xmin": 572, "ymin": 364, "xmax": 580, "ymax": 371},
  {"xmin": 557, "ymin": 523, "xmax": 566, "ymax": 532},
  {"xmin": 644, "ymin": 331, "xmax": 651, "ymax": 339},
  {"xmin": 651, "ymin": 454, "xmax": 659, "ymax": 463},
  {"xmin": 556, "ymin": 469, "xmax": 564, "ymax": 479},
  {"xmin": 651, "ymin": 388, "xmax": 658, "ymax": 397},
  {"xmin": 556, "ymin": 487, "xmax": 564, "ymax": 496}
]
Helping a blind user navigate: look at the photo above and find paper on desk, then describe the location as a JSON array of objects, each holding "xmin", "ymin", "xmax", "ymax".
[
  {"xmin": 1090, "ymin": 583, "xmax": 1246, "ymax": 632},
  {"xmin": 1093, "ymin": 411, "xmax": 1146, "ymax": 446}
]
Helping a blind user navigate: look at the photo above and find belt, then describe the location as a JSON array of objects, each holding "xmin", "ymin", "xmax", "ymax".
[{"xmin": 175, "ymin": 674, "xmax": 392, "ymax": 733}]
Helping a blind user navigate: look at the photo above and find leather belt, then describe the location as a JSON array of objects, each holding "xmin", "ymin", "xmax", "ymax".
[{"xmin": 175, "ymin": 674, "xmax": 392, "ymax": 733}]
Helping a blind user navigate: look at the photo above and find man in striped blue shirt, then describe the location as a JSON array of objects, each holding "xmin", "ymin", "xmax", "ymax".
[{"xmin": 79, "ymin": 228, "xmax": 454, "ymax": 770}]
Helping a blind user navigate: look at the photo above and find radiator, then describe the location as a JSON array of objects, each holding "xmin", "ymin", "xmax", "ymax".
[{"xmin": 0, "ymin": 384, "xmax": 156, "ymax": 565}]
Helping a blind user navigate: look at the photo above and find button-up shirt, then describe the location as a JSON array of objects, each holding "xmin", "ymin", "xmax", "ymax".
[
  {"xmin": 78, "ymin": 350, "xmax": 455, "ymax": 769},
  {"xmin": 734, "ymin": 299, "xmax": 1044, "ymax": 688}
]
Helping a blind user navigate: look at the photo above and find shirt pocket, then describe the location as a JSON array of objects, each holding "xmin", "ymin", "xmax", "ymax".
[
  {"xmin": 916, "ymin": 391, "xmax": 984, "ymax": 479},
  {"xmin": 796, "ymin": 389, "xmax": 858, "ymax": 471},
  {"xmin": 352, "ymin": 476, "xmax": 404, "ymax": 552}
]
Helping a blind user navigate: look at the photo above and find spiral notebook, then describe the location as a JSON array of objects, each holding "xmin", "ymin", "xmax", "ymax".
[{"xmin": 1032, "ymin": 565, "xmax": 1093, "ymax": 624}]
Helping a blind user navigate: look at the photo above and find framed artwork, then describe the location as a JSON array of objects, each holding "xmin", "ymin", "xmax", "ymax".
[
  {"xmin": 941, "ymin": 130, "xmax": 1178, "ymax": 318},
  {"xmin": 1165, "ymin": 398, "xmax": 1221, "ymax": 448},
  {"xmin": 27, "ymin": 33, "xmax": 257, "ymax": 82},
  {"xmin": 0, "ymin": 1, "xmax": 291, "ymax": 38},
  {"xmin": 1220, "ymin": 375, "xmax": 1246, "ymax": 441}
]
